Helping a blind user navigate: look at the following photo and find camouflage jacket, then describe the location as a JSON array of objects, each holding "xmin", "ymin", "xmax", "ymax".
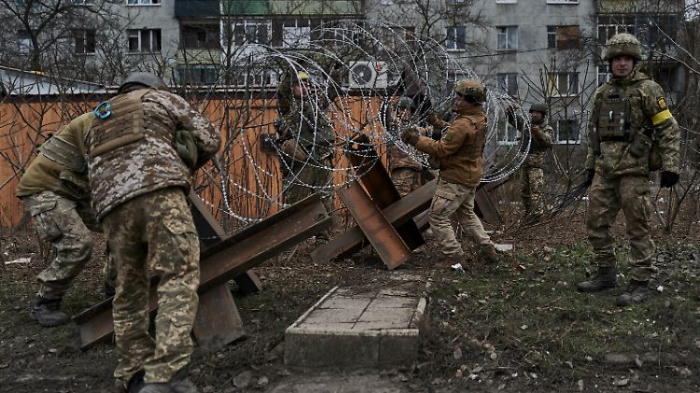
[
  {"xmin": 86, "ymin": 88, "xmax": 220, "ymax": 220},
  {"xmin": 414, "ymin": 106, "xmax": 487, "ymax": 188},
  {"xmin": 16, "ymin": 112, "xmax": 94, "ymax": 200},
  {"xmin": 276, "ymin": 70, "xmax": 341, "ymax": 161},
  {"xmin": 507, "ymin": 112, "xmax": 554, "ymax": 169},
  {"xmin": 585, "ymin": 71, "xmax": 680, "ymax": 177}
]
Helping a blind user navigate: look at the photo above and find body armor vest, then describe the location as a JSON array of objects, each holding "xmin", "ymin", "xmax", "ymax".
[
  {"xmin": 596, "ymin": 90, "xmax": 632, "ymax": 142},
  {"xmin": 89, "ymin": 89, "xmax": 149, "ymax": 157},
  {"xmin": 40, "ymin": 136, "xmax": 86, "ymax": 173}
]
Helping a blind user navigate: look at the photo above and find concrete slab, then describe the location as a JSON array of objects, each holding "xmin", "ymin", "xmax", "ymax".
[{"xmin": 284, "ymin": 282, "xmax": 426, "ymax": 368}]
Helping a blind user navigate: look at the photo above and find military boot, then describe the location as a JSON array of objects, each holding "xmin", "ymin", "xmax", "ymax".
[
  {"xmin": 30, "ymin": 297, "xmax": 70, "ymax": 327},
  {"xmin": 576, "ymin": 267, "xmax": 617, "ymax": 293},
  {"xmin": 479, "ymin": 244, "xmax": 500, "ymax": 265},
  {"xmin": 614, "ymin": 280, "xmax": 650, "ymax": 307},
  {"xmin": 442, "ymin": 253, "xmax": 463, "ymax": 269},
  {"xmin": 114, "ymin": 371, "xmax": 144, "ymax": 393}
]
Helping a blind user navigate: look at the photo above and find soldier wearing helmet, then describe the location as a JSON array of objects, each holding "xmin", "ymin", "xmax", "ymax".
[
  {"xmin": 401, "ymin": 79, "xmax": 499, "ymax": 267},
  {"xmin": 16, "ymin": 112, "xmax": 117, "ymax": 327},
  {"xmin": 87, "ymin": 71, "xmax": 221, "ymax": 393},
  {"xmin": 506, "ymin": 102, "xmax": 554, "ymax": 220},
  {"xmin": 577, "ymin": 33, "xmax": 680, "ymax": 307},
  {"xmin": 274, "ymin": 66, "xmax": 344, "ymax": 242}
]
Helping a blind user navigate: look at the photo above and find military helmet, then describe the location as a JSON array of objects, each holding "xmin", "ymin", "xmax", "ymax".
[
  {"xmin": 603, "ymin": 33, "xmax": 642, "ymax": 62},
  {"xmin": 529, "ymin": 103, "xmax": 548, "ymax": 115},
  {"xmin": 296, "ymin": 71, "xmax": 309, "ymax": 83},
  {"xmin": 454, "ymin": 79, "xmax": 487, "ymax": 102},
  {"xmin": 118, "ymin": 72, "xmax": 167, "ymax": 93},
  {"xmin": 396, "ymin": 96, "xmax": 416, "ymax": 112}
]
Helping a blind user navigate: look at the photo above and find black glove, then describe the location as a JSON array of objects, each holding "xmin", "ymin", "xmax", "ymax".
[
  {"xmin": 431, "ymin": 128, "xmax": 442, "ymax": 141},
  {"xmin": 583, "ymin": 169, "xmax": 595, "ymax": 188},
  {"xmin": 660, "ymin": 171, "xmax": 679, "ymax": 188}
]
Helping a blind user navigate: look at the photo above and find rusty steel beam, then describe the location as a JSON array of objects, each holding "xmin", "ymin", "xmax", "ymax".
[
  {"xmin": 74, "ymin": 194, "xmax": 331, "ymax": 350},
  {"xmin": 192, "ymin": 283, "xmax": 245, "ymax": 350},
  {"xmin": 311, "ymin": 180, "xmax": 436, "ymax": 264},
  {"xmin": 474, "ymin": 186, "xmax": 503, "ymax": 226},
  {"xmin": 337, "ymin": 182, "xmax": 411, "ymax": 270},
  {"xmin": 188, "ymin": 191, "xmax": 262, "ymax": 293},
  {"xmin": 345, "ymin": 133, "xmax": 424, "ymax": 250}
]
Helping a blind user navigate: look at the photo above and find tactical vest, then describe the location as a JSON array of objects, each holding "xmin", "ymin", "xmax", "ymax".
[
  {"xmin": 40, "ymin": 136, "xmax": 86, "ymax": 173},
  {"xmin": 595, "ymin": 90, "xmax": 632, "ymax": 142},
  {"xmin": 89, "ymin": 89, "xmax": 150, "ymax": 158}
]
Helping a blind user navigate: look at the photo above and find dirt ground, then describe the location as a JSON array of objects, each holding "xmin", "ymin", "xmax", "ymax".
[{"xmin": 1, "ymin": 201, "xmax": 700, "ymax": 393}]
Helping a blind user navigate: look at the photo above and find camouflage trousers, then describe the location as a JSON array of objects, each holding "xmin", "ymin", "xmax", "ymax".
[
  {"xmin": 587, "ymin": 174, "xmax": 656, "ymax": 281},
  {"xmin": 429, "ymin": 179, "xmax": 494, "ymax": 256},
  {"xmin": 22, "ymin": 191, "xmax": 95, "ymax": 300},
  {"xmin": 521, "ymin": 166, "xmax": 546, "ymax": 215},
  {"xmin": 102, "ymin": 187, "xmax": 200, "ymax": 385},
  {"xmin": 391, "ymin": 168, "xmax": 421, "ymax": 197}
]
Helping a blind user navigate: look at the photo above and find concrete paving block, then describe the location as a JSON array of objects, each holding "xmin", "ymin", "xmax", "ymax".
[{"xmin": 284, "ymin": 285, "xmax": 427, "ymax": 368}]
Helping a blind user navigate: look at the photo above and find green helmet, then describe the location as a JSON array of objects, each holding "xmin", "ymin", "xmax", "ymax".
[
  {"xmin": 396, "ymin": 96, "xmax": 416, "ymax": 112},
  {"xmin": 118, "ymin": 72, "xmax": 167, "ymax": 94},
  {"xmin": 529, "ymin": 103, "xmax": 547, "ymax": 115},
  {"xmin": 603, "ymin": 33, "xmax": 642, "ymax": 62},
  {"xmin": 454, "ymin": 79, "xmax": 487, "ymax": 102}
]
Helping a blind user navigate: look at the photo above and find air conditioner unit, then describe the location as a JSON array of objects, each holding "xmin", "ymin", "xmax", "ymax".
[{"xmin": 349, "ymin": 61, "xmax": 388, "ymax": 89}]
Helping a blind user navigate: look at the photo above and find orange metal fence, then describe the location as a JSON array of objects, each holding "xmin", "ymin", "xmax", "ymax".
[{"xmin": 0, "ymin": 96, "xmax": 386, "ymax": 229}]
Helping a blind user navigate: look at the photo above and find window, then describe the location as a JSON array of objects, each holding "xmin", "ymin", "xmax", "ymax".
[
  {"xmin": 547, "ymin": 25, "xmax": 581, "ymax": 49},
  {"xmin": 128, "ymin": 29, "xmax": 161, "ymax": 53},
  {"xmin": 73, "ymin": 29, "xmax": 96, "ymax": 54},
  {"xmin": 447, "ymin": 0, "xmax": 467, "ymax": 4},
  {"xmin": 498, "ymin": 120, "xmax": 518, "ymax": 145},
  {"xmin": 281, "ymin": 20, "xmax": 311, "ymax": 48},
  {"xmin": 495, "ymin": 0, "xmax": 517, "ymax": 3},
  {"xmin": 445, "ymin": 26, "xmax": 467, "ymax": 51},
  {"xmin": 597, "ymin": 16, "xmax": 634, "ymax": 46},
  {"xmin": 547, "ymin": 72, "xmax": 578, "ymax": 96},
  {"xmin": 547, "ymin": 0, "xmax": 578, "ymax": 3},
  {"xmin": 17, "ymin": 30, "xmax": 33, "ymax": 55},
  {"xmin": 497, "ymin": 73, "xmax": 518, "ymax": 96},
  {"xmin": 71, "ymin": 0, "xmax": 95, "ymax": 4},
  {"xmin": 556, "ymin": 118, "xmax": 580, "ymax": 144},
  {"xmin": 497, "ymin": 26, "xmax": 517, "ymax": 51},
  {"xmin": 177, "ymin": 65, "xmax": 219, "ymax": 85},
  {"xmin": 181, "ymin": 25, "xmax": 219, "ymax": 49},
  {"xmin": 378, "ymin": 26, "xmax": 415, "ymax": 51},
  {"xmin": 233, "ymin": 20, "xmax": 270, "ymax": 46},
  {"xmin": 127, "ymin": 0, "xmax": 160, "ymax": 5}
]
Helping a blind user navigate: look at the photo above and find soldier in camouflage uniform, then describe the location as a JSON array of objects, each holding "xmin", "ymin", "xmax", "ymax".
[
  {"xmin": 16, "ymin": 112, "xmax": 116, "ymax": 327},
  {"xmin": 87, "ymin": 72, "xmax": 220, "ymax": 393},
  {"xmin": 507, "ymin": 103, "xmax": 554, "ymax": 219},
  {"xmin": 387, "ymin": 96, "xmax": 424, "ymax": 197},
  {"xmin": 577, "ymin": 33, "xmax": 680, "ymax": 307},
  {"xmin": 401, "ymin": 80, "xmax": 499, "ymax": 266},
  {"xmin": 275, "ymin": 68, "xmax": 342, "ymax": 240}
]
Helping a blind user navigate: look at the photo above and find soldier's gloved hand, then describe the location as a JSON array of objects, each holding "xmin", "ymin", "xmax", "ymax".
[
  {"xmin": 431, "ymin": 128, "xmax": 442, "ymax": 141},
  {"xmin": 660, "ymin": 171, "xmax": 679, "ymax": 188},
  {"xmin": 400, "ymin": 127, "xmax": 420, "ymax": 145},
  {"xmin": 584, "ymin": 169, "xmax": 595, "ymax": 188}
]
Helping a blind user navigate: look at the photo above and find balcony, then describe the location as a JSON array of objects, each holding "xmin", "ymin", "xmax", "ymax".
[{"xmin": 175, "ymin": 0, "xmax": 220, "ymax": 18}]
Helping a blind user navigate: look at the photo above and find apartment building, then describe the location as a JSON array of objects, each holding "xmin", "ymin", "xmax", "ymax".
[{"xmin": 0, "ymin": 0, "xmax": 685, "ymax": 148}]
